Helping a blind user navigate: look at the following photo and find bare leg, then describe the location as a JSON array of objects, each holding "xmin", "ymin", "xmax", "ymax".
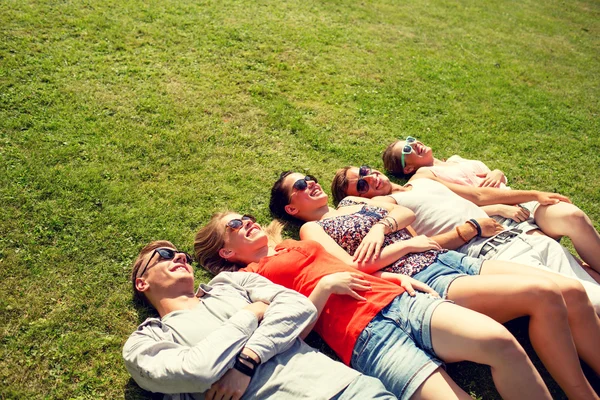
[
  {"xmin": 430, "ymin": 302, "xmax": 551, "ymax": 400},
  {"xmin": 410, "ymin": 368, "xmax": 471, "ymax": 400},
  {"xmin": 447, "ymin": 273, "xmax": 598, "ymax": 399},
  {"xmin": 480, "ymin": 260, "xmax": 600, "ymax": 378},
  {"xmin": 534, "ymin": 202, "xmax": 600, "ymax": 273},
  {"xmin": 583, "ymin": 265, "xmax": 600, "ymax": 284}
]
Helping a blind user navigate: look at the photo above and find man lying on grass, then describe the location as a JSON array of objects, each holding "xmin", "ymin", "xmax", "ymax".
[{"xmin": 123, "ymin": 240, "xmax": 395, "ymax": 400}]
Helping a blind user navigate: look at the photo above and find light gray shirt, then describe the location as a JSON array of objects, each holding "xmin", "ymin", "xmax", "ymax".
[{"xmin": 122, "ymin": 272, "xmax": 359, "ymax": 399}]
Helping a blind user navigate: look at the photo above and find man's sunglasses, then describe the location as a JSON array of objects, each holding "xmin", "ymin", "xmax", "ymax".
[
  {"xmin": 292, "ymin": 175, "xmax": 318, "ymax": 192},
  {"xmin": 400, "ymin": 136, "xmax": 417, "ymax": 170},
  {"xmin": 226, "ymin": 214, "xmax": 256, "ymax": 231},
  {"xmin": 138, "ymin": 248, "xmax": 193, "ymax": 278},
  {"xmin": 356, "ymin": 165, "xmax": 372, "ymax": 194}
]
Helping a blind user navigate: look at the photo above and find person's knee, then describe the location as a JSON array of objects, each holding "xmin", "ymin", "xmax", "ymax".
[
  {"xmin": 561, "ymin": 206, "xmax": 591, "ymax": 231},
  {"xmin": 559, "ymin": 278, "xmax": 591, "ymax": 310},
  {"xmin": 481, "ymin": 326, "xmax": 526, "ymax": 364},
  {"xmin": 527, "ymin": 278, "xmax": 567, "ymax": 314}
]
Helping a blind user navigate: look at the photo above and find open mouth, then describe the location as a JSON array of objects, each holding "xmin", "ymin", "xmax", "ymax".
[
  {"xmin": 246, "ymin": 225, "xmax": 259, "ymax": 237},
  {"xmin": 170, "ymin": 264, "xmax": 189, "ymax": 273},
  {"xmin": 310, "ymin": 186, "xmax": 322, "ymax": 197}
]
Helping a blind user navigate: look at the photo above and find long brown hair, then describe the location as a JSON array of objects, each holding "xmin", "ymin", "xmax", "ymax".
[{"xmin": 194, "ymin": 212, "xmax": 284, "ymax": 275}]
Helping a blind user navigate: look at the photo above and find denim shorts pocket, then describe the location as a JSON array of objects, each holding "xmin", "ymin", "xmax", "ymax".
[{"xmin": 351, "ymin": 325, "xmax": 373, "ymax": 369}]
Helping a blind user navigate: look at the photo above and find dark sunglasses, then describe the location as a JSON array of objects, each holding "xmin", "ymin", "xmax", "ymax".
[
  {"xmin": 292, "ymin": 175, "xmax": 318, "ymax": 192},
  {"xmin": 138, "ymin": 248, "xmax": 193, "ymax": 278},
  {"xmin": 400, "ymin": 136, "xmax": 417, "ymax": 169},
  {"xmin": 226, "ymin": 214, "xmax": 256, "ymax": 231},
  {"xmin": 356, "ymin": 165, "xmax": 372, "ymax": 194}
]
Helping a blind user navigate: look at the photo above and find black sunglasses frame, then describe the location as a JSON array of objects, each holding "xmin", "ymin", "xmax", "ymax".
[
  {"xmin": 292, "ymin": 175, "xmax": 318, "ymax": 192},
  {"xmin": 138, "ymin": 248, "xmax": 193, "ymax": 278},
  {"xmin": 356, "ymin": 165, "xmax": 372, "ymax": 194}
]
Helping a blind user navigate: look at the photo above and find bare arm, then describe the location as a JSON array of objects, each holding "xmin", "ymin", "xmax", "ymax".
[
  {"xmin": 300, "ymin": 222, "xmax": 439, "ymax": 274},
  {"xmin": 427, "ymin": 176, "xmax": 570, "ymax": 206}
]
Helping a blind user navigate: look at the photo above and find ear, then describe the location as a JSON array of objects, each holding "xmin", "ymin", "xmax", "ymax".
[
  {"xmin": 403, "ymin": 164, "xmax": 415, "ymax": 175},
  {"xmin": 284, "ymin": 204, "xmax": 299, "ymax": 216},
  {"xmin": 135, "ymin": 277, "xmax": 150, "ymax": 293},
  {"xmin": 219, "ymin": 248, "xmax": 235, "ymax": 260}
]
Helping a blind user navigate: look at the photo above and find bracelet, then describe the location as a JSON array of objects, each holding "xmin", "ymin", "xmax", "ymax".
[
  {"xmin": 455, "ymin": 226, "xmax": 469, "ymax": 243},
  {"xmin": 384, "ymin": 217, "xmax": 396, "ymax": 232},
  {"xmin": 238, "ymin": 352, "xmax": 260, "ymax": 369},
  {"xmin": 467, "ymin": 219, "xmax": 482, "ymax": 236},
  {"xmin": 233, "ymin": 358, "xmax": 255, "ymax": 377}
]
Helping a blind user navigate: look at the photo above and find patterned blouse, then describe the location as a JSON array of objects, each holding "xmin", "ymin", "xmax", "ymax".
[{"xmin": 316, "ymin": 198, "xmax": 444, "ymax": 276}]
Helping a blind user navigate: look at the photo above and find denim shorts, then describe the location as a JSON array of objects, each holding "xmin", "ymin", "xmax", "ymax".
[
  {"xmin": 412, "ymin": 250, "xmax": 484, "ymax": 298},
  {"xmin": 351, "ymin": 293, "xmax": 446, "ymax": 400}
]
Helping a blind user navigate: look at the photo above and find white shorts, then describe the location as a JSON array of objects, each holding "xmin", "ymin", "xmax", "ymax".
[{"xmin": 491, "ymin": 234, "xmax": 600, "ymax": 314}]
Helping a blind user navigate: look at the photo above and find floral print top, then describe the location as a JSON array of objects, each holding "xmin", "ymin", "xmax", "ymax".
[{"xmin": 316, "ymin": 198, "xmax": 445, "ymax": 276}]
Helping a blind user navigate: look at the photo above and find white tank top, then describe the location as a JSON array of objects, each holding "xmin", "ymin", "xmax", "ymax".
[{"xmin": 389, "ymin": 179, "xmax": 489, "ymax": 256}]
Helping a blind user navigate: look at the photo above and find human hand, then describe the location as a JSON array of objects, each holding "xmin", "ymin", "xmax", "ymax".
[
  {"xmin": 477, "ymin": 170, "xmax": 505, "ymax": 188},
  {"xmin": 206, "ymin": 367, "xmax": 251, "ymax": 400},
  {"xmin": 477, "ymin": 218, "xmax": 505, "ymax": 237},
  {"xmin": 406, "ymin": 235, "xmax": 442, "ymax": 253},
  {"xmin": 320, "ymin": 272, "xmax": 371, "ymax": 301},
  {"xmin": 353, "ymin": 223, "xmax": 385, "ymax": 263},
  {"xmin": 396, "ymin": 274, "xmax": 440, "ymax": 298},
  {"xmin": 492, "ymin": 205, "xmax": 530, "ymax": 222},
  {"xmin": 537, "ymin": 191, "xmax": 571, "ymax": 205},
  {"xmin": 244, "ymin": 301, "xmax": 269, "ymax": 322}
]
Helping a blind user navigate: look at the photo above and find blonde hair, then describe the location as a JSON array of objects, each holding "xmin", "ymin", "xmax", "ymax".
[
  {"xmin": 131, "ymin": 240, "xmax": 176, "ymax": 308},
  {"xmin": 194, "ymin": 212, "xmax": 284, "ymax": 275}
]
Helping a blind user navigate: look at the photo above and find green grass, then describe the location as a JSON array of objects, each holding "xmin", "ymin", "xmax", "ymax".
[{"xmin": 1, "ymin": 0, "xmax": 599, "ymax": 398}]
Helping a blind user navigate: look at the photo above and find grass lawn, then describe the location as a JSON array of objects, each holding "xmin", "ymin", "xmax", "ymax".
[{"xmin": 1, "ymin": 0, "xmax": 599, "ymax": 398}]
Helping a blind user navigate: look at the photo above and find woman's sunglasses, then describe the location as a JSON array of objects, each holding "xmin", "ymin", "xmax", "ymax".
[
  {"xmin": 292, "ymin": 175, "xmax": 318, "ymax": 192},
  {"xmin": 138, "ymin": 248, "xmax": 194, "ymax": 278},
  {"xmin": 356, "ymin": 165, "xmax": 372, "ymax": 194},
  {"xmin": 400, "ymin": 136, "xmax": 417, "ymax": 169},
  {"xmin": 226, "ymin": 214, "xmax": 256, "ymax": 231}
]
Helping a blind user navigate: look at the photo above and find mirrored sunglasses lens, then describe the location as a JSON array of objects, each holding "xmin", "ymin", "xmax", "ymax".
[
  {"xmin": 185, "ymin": 253, "xmax": 193, "ymax": 263},
  {"xmin": 227, "ymin": 219, "xmax": 243, "ymax": 230},
  {"xmin": 359, "ymin": 166, "xmax": 370, "ymax": 177},
  {"xmin": 305, "ymin": 175, "xmax": 318, "ymax": 183},
  {"xmin": 293, "ymin": 179, "xmax": 308, "ymax": 191},
  {"xmin": 406, "ymin": 136, "xmax": 416, "ymax": 143},
  {"xmin": 242, "ymin": 215, "xmax": 256, "ymax": 222},
  {"xmin": 402, "ymin": 144, "xmax": 413, "ymax": 154},
  {"xmin": 156, "ymin": 248, "xmax": 176, "ymax": 260},
  {"xmin": 357, "ymin": 179, "xmax": 369, "ymax": 193}
]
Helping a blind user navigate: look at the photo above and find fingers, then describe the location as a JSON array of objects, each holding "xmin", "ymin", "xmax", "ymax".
[
  {"xmin": 349, "ymin": 290, "xmax": 367, "ymax": 301},
  {"xmin": 373, "ymin": 240, "xmax": 382, "ymax": 260},
  {"xmin": 411, "ymin": 281, "xmax": 441, "ymax": 298},
  {"xmin": 401, "ymin": 280, "xmax": 416, "ymax": 296}
]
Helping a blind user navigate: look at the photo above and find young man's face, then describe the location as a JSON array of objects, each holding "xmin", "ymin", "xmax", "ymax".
[{"xmin": 136, "ymin": 247, "xmax": 195, "ymax": 298}]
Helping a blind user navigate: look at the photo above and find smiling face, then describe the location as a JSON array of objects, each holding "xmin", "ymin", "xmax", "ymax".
[
  {"xmin": 282, "ymin": 172, "xmax": 329, "ymax": 217},
  {"xmin": 344, "ymin": 166, "xmax": 392, "ymax": 198},
  {"xmin": 219, "ymin": 212, "xmax": 269, "ymax": 265},
  {"xmin": 134, "ymin": 244, "xmax": 195, "ymax": 307},
  {"xmin": 393, "ymin": 139, "xmax": 434, "ymax": 173}
]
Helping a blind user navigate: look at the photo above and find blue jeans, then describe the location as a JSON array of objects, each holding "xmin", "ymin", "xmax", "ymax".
[
  {"xmin": 332, "ymin": 374, "xmax": 397, "ymax": 400},
  {"xmin": 412, "ymin": 250, "xmax": 483, "ymax": 298},
  {"xmin": 350, "ymin": 293, "xmax": 446, "ymax": 400}
]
